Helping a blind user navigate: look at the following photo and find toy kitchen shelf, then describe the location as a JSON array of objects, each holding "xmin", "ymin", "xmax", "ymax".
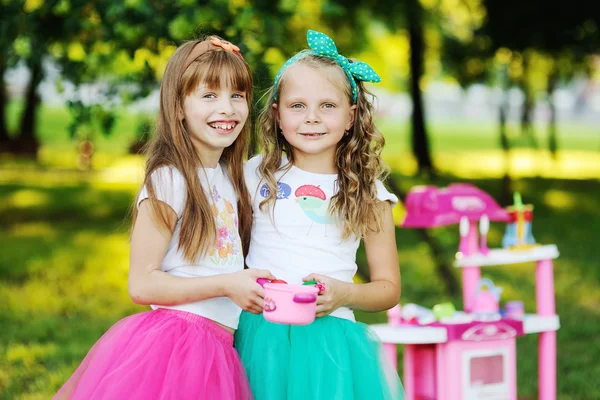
[
  {"xmin": 455, "ymin": 244, "xmax": 559, "ymax": 268},
  {"xmin": 456, "ymin": 243, "xmax": 561, "ymax": 338},
  {"xmin": 370, "ymin": 184, "xmax": 561, "ymax": 400},
  {"xmin": 372, "ymin": 314, "xmax": 560, "ymax": 345}
]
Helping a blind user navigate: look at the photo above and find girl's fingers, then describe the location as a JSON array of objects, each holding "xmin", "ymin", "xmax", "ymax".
[
  {"xmin": 303, "ymin": 273, "xmax": 325, "ymax": 282},
  {"xmin": 315, "ymin": 304, "xmax": 329, "ymax": 314},
  {"xmin": 248, "ymin": 301, "xmax": 263, "ymax": 314},
  {"xmin": 253, "ymin": 297, "xmax": 265, "ymax": 309},
  {"xmin": 316, "ymin": 294, "xmax": 330, "ymax": 305},
  {"xmin": 254, "ymin": 269, "xmax": 276, "ymax": 280}
]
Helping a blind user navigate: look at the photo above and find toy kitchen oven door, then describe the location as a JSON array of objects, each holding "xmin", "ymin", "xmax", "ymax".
[
  {"xmin": 462, "ymin": 342, "xmax": 514, "ymax": 399},
  {"xmin": 431, "ymin": 323, "xmax": 520, "ymax": 400}
]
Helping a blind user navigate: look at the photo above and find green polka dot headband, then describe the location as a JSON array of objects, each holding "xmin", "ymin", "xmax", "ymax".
[{"xmin": 273, "ymin": 29, "xmax": 381, "ymax": 104}]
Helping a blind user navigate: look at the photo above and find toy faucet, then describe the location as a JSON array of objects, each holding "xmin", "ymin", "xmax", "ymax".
[
  {"xmin": 479, "ymin": 214, "xmax": 490, "ymax": 255},
  {"xmin": 458, "ymin": 216, "xmax": 470, "ymax": 256}
]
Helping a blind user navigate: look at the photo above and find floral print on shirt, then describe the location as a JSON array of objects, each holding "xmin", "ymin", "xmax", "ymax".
[{"xmin": 208, "ymin": 186, "xmax": 243, "ymax": 266}]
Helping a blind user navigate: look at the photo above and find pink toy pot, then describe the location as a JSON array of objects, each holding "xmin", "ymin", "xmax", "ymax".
[{"xmin": 262, "ymin": 283, "xmax": 319, "ymax": 325}]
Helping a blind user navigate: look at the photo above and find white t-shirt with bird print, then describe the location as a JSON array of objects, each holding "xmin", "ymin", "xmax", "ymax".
[{"xmin": 244, "ymin": 155, "xmax": 398, "ymax": 321}]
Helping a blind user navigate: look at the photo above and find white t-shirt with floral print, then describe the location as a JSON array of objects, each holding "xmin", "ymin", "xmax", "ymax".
[{"xmin": 136, "ymin": 164, "xmax": 244, "ymax": 329}]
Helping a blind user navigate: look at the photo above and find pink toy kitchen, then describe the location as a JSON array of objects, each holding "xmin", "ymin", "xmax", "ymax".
[{"xmin": 370, "ymin": 184, "xmax": 560, "ymax": 400}]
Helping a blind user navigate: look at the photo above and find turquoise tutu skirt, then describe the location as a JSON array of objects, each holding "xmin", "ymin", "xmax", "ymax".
[{"xmin": 235, "ymin": 311, "xmax": 404, "ymax": 400}]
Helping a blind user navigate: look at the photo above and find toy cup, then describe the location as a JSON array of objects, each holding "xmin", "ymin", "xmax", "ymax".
[
  {"xmin": 433, "ymin": 302, "xmax": 456, "ymax": 320},
  {"xmin": 262, "ymin": 283, "xmax": 319, "ymax": 325},
  {"xmin": 504, "ymin": 301, "xmax": 525, "ymax": 319}
]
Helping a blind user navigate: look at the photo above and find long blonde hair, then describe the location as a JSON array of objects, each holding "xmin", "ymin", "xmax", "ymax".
[
  {"xmin": 133, "ymin": 38, "xmax": 253, "ymax": 262},
  {"xmin": 257, "ymin": 54, "xmax": 388, "ymax": 239}
]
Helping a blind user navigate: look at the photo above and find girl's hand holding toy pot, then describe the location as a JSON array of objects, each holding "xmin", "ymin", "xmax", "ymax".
[
  {"xmin": 226, "ymin": 269, "xmax": 276, "ymax": 315},
  {"xmin": 256, "ymin": 274, "xmax": 347, "ymax": 324},
  {"xmin": 256, "ymin": 278, "xmax": 319, "ymax": 325},
  {"xmin": 303, "ymin": 273, "xmax": 350, "ymax": 318}
]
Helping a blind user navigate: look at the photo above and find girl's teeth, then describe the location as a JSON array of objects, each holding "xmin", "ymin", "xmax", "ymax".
[{"xmin": 212, "ymin": 123, "xmax": 235, "ymax": 130}]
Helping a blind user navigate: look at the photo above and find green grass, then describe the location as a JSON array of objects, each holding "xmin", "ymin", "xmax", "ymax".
[
  {"xmin": 1, "ymin": 163, "xmax": 599, "ymax": 398},
  {"xmin": 0, "ymin": 175, "xmax": 144, "ymax": 399},
  {"xmin": 377, "ymin": 118, "xmax": 599, "ymax": 153}
]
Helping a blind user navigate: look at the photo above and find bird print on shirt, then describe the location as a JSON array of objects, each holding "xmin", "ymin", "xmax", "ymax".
[{"xmin": 295, "ymin": 185, "xmax": 335, "ymax": 235}]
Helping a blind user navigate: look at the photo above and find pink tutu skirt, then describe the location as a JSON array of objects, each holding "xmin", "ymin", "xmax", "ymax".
[{"xmin": 55, "ymin": 309, "xmax": 252, "ymax": 400}]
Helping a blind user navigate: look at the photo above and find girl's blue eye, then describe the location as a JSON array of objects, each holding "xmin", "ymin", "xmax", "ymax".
[
  {"xmin": 233, "ymin": 93, "xmax": 245, "ymax": 99},
  {"xmin": 203, "ymin": 93, "xmax": 216, "ymax": 99},
  {"xmin": 323, "ymin": 103, "xmax": 335, "ymax": 108},
  {"xmin": 291, "ymin": 104, "xmax": 304, "ymax": 109}
]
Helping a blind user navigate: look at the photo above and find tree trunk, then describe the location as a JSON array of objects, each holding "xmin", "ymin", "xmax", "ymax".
[
  {"xmin": 0, "ymin": 59, "xmax": 11, "ymax": 151},
  {"xmin": 519, "ymin": 56, "xmax": 538, "ymax": 149},
  {"xmin": 499, "ymin": 102, "xmax": 514, "ymax": 205},
  {"xmin": 248, "ymin": 54, "xmax": 271, "ymax": 158},
  {"xmin": 547, "ymin": 67, "xmax": 558, "ymax": 159},
  {"xmin": 407, "ymin": 0, "xmax": 434, "ymax": 177},
  {"xmin": 15, "ymin": 56, "xmax": 43, "ymax": 155},
  {"xmin": 499, "ymin": 67, "xmax": 513, "ymax": 206}
]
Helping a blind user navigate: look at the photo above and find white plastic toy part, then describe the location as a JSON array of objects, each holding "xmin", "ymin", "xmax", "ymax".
[
  {"xmin": 479, "ymin": 214, "xmax": 489, "ymax": 235},
  {"xmin": 459, "ymin": 216, "xmax": 469, "ymax": 237}
]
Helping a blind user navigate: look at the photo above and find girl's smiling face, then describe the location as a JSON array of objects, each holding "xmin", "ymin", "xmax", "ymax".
[
  {"xmin": 182, "ymin": 82, "xmax": 248, "ymax": 166},
  {"xmin": 274, "ymin": 64, "xmax": 356, "ymax": 165}
]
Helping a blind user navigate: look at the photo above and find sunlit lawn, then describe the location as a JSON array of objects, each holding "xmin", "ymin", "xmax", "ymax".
[{"xmin": 1, "ymin": 105, "xmax": 599, "ymax": 398}]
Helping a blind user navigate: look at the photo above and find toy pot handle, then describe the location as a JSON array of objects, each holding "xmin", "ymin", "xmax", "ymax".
[
  {"xmin": 475, "ymin": 278, "xmax": 496, "ymax": 295},
  {"xmin": 256, "ymin": 278, "xmax": 270, "ymax": 287},
  {"xmin": 293, "ymin": 293, "xmax": 317, "ymax": 303}
]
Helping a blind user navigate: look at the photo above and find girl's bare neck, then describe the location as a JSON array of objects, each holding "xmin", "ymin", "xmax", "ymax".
[
  {"xmin": 291, "ymin": 151, "xmax": 337, "ymax": 175},
  {"xmin": 192, "ymin": 140, "xmax": 224, "ymax": 168}
]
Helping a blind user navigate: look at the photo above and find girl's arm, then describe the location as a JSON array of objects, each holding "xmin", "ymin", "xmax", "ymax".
[
  {"xmin": 129, "ymin": 200, "xmax": 274, "ymax": 314},
  {"xmin": 304, "ymin": 201, "xmax": 400, "ymax": 317}
]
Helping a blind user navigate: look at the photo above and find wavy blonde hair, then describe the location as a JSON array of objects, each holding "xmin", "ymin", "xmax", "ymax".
[
  {"xmin": 133, "ymin": 38, "xmax": 253, "ymax": 262},
  {"xmin": 257, "ymin": 54, "xmax": 389, "ymax": 239}
]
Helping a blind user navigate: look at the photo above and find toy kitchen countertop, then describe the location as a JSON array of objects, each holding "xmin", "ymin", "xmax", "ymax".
[{"xmin": 370, "ymin": 314, "xmax": 560, "ymax": 345}]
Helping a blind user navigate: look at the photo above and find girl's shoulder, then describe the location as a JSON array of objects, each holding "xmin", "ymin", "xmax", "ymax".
[
  {"xmin": 375, "ymin": 179, "xmax": 399, "ymax": 206},
  {"xmin": 243, "ymin": 154, "xmax": 264, "ymax": 182},
  {"xmin": 147, "ymin": 165, "xmax": 185, "ymax": 188},
  {"xmin": 244, "ymin": 154, "xmax": 264, "ymax": 171},
  {"xmin": 138, "ymin": 165, "xmax": 187, "ymax": 217},
  {"xmin": 152, "ymin": 164, "xmax": 184, "ymax": 177}
]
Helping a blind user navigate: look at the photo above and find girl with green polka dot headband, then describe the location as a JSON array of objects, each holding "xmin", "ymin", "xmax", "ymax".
[{"xmin": 273, "ymin": 30, "xmax": 381, "ymax": 104}]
